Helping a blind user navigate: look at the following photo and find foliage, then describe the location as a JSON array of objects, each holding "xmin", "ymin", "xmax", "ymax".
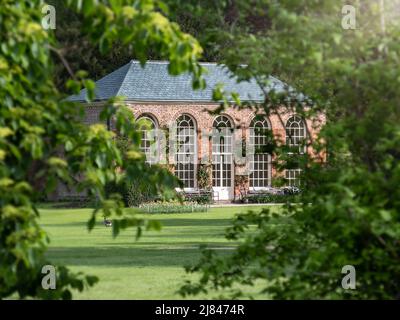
[
  {"xmin": 139, "ymin": 201, "xmax": 209, "ymax": 214},
  {"xmin": 164, "ymin": 0, "xmax": 273, "ymax": 62},
  {"xmin": 49, "ymin": 0, "xmax": 132, "ymax": 91},
  {"xmin": 49, "ymin": 197, "xmax": 95, "ymax": 208},
  {"xmin": 234, "ymin": 175, "xmax": 247, "ymax": 188},
  {"xmin": 124, "ymin": 181, "xmax": 157, "ymax": 207},
  {"xmin": 0, "ymin": 0, "xmax": 203, "ymax": 299},
  {"xmin": 243, "ymin": 193, "xmax": 299, "ymax": 204},
  {"xmin": 197, "ymin": 164, "xmax": 212, "ymax": 190},
  {"xmin": 180, "ymin": 0, "xmax": 400, "ymax": 299}
]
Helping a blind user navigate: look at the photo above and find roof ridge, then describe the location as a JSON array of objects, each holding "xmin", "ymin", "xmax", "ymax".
[
  {"xmin": 115, "ymin": 60, "xmax": 134, "ymax": 97},
  {"xmin": 129, "ymin": 59, "xmax": 219, "ymax": 66}
]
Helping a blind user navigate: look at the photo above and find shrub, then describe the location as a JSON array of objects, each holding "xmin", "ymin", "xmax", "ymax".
[
  {"xmin": 139, "ymin": 201, "xmax": 209, "ymax": 213},
  {"xmin": 105, "ymin": 179, "xmax": 156, "ymax": 207},
  {"xmin": 243, "ymin": 193, "xmax": 299, "ymax": 204},
  {"xmin": 124, "ymin": 181, "xmax": 156, "ymax": 207}
]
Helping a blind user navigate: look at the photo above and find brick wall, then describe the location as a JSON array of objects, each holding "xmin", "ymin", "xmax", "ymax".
[
  {"xmin": 129, "ymin": 102, "xmax": 325, "ymax": 199},
  {"xmin": 53, "ymin": 102, "xmax": 325, "ymax": 201}
]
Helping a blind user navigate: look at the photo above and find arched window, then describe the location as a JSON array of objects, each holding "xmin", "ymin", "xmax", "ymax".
[
  {"xmin": 138, "ymin": 115, "xmax": 158, "ymax": 164},
  {"xmin": 212, "ymin": 115, "xmax": 233, "ymax": 188},
  {"xmin": 175, "ymin": 115, "xmax": 197, "ymax": 189},
  {"xmin": 285, "ymin": 115, "xmax": 306, "ymax": 152},
  {"xmin": 285, "ymin": 115, "xmax": 306, "ymax": 186},
  {"xmin": 249, "ymin": 116, "xmax": 271, "ymax": 188}
]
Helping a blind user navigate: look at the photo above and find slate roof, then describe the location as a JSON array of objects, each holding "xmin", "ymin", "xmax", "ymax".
[{"xmin": 68, "ymin": 60, "xmax": 289, "ymax": 103}]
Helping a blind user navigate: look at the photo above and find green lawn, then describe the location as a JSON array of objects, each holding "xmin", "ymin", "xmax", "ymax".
[{"xmin": 40, "ymin": 205, "xmax": 278, "ymax": 299}]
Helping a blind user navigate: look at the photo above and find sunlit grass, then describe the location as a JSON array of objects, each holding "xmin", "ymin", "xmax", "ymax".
[{"xmin": 40, "ymin": 205, "xmax": 281, "ymax": 299}]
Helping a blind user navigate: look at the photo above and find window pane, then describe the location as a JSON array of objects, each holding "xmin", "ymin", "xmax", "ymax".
[
  {"xmin": 175, "ymin": 115, "xmax": 197, "ymax": 188},
  {"xmin": 212, "ymin": 116, "xmax": 233, "ymax": 187},
  {"xmin": 249, "ymin": 117, "xmax": 271, "ymax": 188}
]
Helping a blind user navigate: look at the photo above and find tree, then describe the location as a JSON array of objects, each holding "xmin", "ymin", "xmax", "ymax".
[
  {"xmin": 179, "ymin": 0, "xmax": 400, "ymax": 299},
  {"xmin": 50, "ymin": 0, "xmax": 133, "ymax": 91},
  {"xmin": 0, "ymin": 0, "xmax": 203, "ymax": 299}
]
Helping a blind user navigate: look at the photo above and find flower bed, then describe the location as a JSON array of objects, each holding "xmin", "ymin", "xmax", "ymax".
[{"xmin": 139, "ymin": 201, "xmax": 209, "ymax": 213}]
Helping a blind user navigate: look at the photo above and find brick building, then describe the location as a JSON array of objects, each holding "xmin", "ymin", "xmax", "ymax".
[{"xmin": 66, "ymin": 60, "xmax": 324, "ymax": 201}]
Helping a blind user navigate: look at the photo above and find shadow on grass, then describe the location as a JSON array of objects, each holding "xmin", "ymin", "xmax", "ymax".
[
  {"xmin": 157, "ymin": 218, "xmax": 235, "ymax": 227},
  {"xmin": 47, "ymin": 243, "xmax": 236, "ymax": 267},
  {"xmin": 41, "ymin": 222, "xmax": 89, "ymax": 228},
  {"xmin": 42, "ymin": 218, "xmax": 236, "ymax": 229}
]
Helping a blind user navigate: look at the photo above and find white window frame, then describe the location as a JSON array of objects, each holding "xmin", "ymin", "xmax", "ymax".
[
  {"xmin": 285, "ymin": 115, "xmax": 306, "ymax": 186},
  {"xmin": 138, "ymin": 115, "xmax": 159, "ymax": 165},
  {"xmin": 212, "ymin": 115, "xmax": 233, "ymax": 188},
  {"xmin": 285, "ymin": 115, "xmax": 307, "ymax": 154},
  {"xmin": 249, "ymin": 117, "xmax": 272, "ymax": 190},
  {"xmin": 175, "ymin": 114, "xmax": 197, "ymax": 190},
  {"xmin": 285, "ymin": 169, "xmax": 302, "ymax": 187}
]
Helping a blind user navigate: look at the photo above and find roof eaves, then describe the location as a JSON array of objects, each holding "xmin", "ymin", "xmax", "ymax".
[{"xmin": 123, "ymin": 97, "xmax": 265, "ymax": 103}]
